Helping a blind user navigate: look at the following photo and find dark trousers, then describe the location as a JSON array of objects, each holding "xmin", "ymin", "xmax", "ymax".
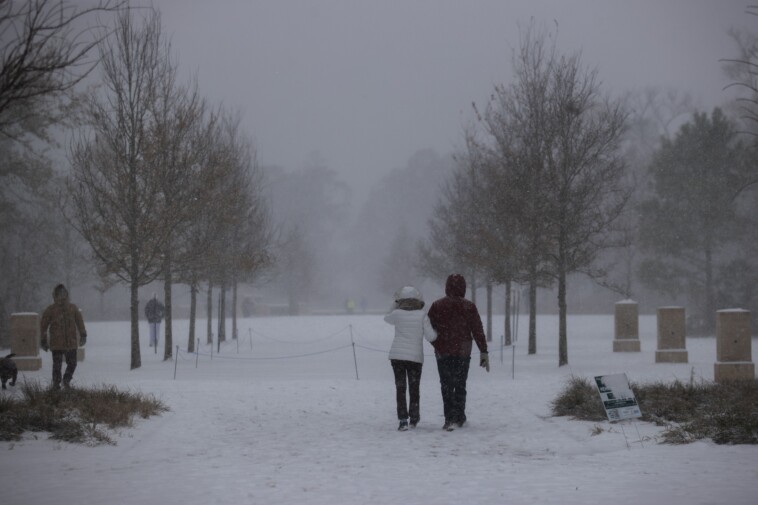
[
  {"xmin": 52, "ymin": 349, "xmax": 78, "ymax": 386},
  {"xmin": 435, "ymin": 354, "xmax": 471, "ymax": 424},
  {"xmin": 391, "ymin": 360, "xmax": 423, "ymax": 423}
]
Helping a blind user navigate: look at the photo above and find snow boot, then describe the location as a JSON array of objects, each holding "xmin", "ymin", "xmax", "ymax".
[{"xmin": 398, "ymin": 419, "xmax": 409, "ymax": 431}]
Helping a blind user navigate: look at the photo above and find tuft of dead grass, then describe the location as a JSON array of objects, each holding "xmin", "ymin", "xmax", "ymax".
[
  {"xmin": 0, "ymin": 381, "xmax": 168, "ymax": 446},
  {"xmin": 551, "ymin": 376, "xmax": 758, "ymax": 445}
]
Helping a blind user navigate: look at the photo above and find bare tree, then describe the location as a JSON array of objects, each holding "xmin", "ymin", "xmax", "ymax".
[
  {"xmin": 473, "ymin": 24, "xmax": 628, "ymax": 366},
  {"xmin": 0, "ymin": 0, "xmax": 123, "ymax": 139},
  {"xmin": 417, "ymin": 154, "xmax": 486, "ymax": 288},
  {"xmin": 198, "ymin": 112, "xmax": 273, "ymax": 346},
  {"xmin": 721, "ymin": 9, "xmax": 758, "ymax": 201},
  {"xmin": 146, "ymin": 58, "xmax": 210, "ymax": 360},
  {"xmin": 68, "ymin": 7, "xmax": 170, "ymax": 369},
  {"xmin": 467, "ymin": 135, "xmax": 526, "ymax": 347},
  {"xmin": 473, "ymin": 25, "xmax": 557, "ymax": 355},
  {"xmin": 722, "ymin": 6, "xmax": 758, "ymax": 136},
  {"xmin": 543, "ymin": 53, "xmax": 628, "ymax": 367}
]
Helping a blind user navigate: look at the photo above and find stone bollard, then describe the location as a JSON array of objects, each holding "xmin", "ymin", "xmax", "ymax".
[
  {"xmin": 9, "ymin": 313, "xmax": 42, "ymax": 371},
  {"xmin": 714, "ymin": 309, "xmax": 755, "ymax": 382},
  {"xmin": 655, "ymin": 307, "xmax": 688, "ymax": 363},
  {"xmin": 613, "ymin": 300, "xmax": 641, "ymax": 352}
]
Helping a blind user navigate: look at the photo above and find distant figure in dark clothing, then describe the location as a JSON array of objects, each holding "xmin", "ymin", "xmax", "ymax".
[
  {"xmin": 40, "ymin": 284, "xmax": 87, "ymax": 390},
  {"xmin": 145, "ymin": 293, "xmax": 165, "ymax": 349},
  {"xmin": 427, "ymin": 274, "xmax": 489, "ymax": 431}
]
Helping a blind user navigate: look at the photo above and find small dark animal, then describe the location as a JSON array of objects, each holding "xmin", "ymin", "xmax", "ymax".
[{"xmin": 0, "ymin": 353, "xmax": 18, "ymax": 389}]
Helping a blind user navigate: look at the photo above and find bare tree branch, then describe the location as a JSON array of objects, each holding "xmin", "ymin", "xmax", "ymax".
[{"xmin": 0, "ymin": 0, "xmax": 125, "ymax": 138}]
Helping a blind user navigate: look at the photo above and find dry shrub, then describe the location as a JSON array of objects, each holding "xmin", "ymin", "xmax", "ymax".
[
  {"xmin": 551, "ymin": 376, "xmax": 758, "ymax": 445},
  {"xmin": 550, "ymin": 376, "xmax": 606, "ymax": 421},
  {"xmin": 0, "ymin": 380, "xmax": 168, "ymax": 445}
]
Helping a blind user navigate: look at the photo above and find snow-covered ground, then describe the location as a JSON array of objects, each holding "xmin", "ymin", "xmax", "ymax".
[{"xmin": 1, "ymin": 313, "xmax": 756, "ymax": 505}]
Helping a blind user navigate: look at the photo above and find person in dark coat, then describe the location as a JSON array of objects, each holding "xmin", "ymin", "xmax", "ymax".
[
  {"xmin": 427, "ymin": 274, "xmax": 489, "ymax": 431},
  {"xmin": 40, "ymin": 284, "xmax": 87, "ymax": 390},
  {"xmin": 144, "ymin": 293, "xmax": 165, "ymax": 349}
]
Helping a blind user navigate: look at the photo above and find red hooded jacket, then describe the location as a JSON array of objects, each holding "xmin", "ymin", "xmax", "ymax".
[{"xmin": 427, "ymin": 274, "xmax": 488, "ymax": 357}]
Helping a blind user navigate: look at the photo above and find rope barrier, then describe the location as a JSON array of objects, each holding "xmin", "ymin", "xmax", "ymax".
[
  {"xmin": 176, "ymin": 352, "xmax": 195, "ymax": 361},
  {"xmin": 171, "ymin": 323, "xmax": 516, "ymax": 382},
  {"xmin": 353, "ymin": 343, "xmax": 438, "ymax": 358},
  {"xmin": 353, "ymin": 343, "xmax": 389, "ymax": 354},
  {"xmin": 178, "ymin": 344, "xmax": 352, "ymax": 361}
]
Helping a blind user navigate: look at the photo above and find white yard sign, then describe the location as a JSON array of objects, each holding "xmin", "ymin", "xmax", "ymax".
[{"xmin": 594, "ymin": 373, "xmax": 642, "ymax": 421}]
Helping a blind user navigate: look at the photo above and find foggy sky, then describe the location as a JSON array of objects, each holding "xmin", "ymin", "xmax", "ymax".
[{"xmin": 154, "ymin": 0, "xmax": 750, "ymax": 203}]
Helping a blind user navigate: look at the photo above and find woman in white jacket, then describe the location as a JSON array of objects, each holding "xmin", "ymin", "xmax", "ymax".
[{"xmin": 384, "ymin": 286, "xmax": 437, "ymax": 431}]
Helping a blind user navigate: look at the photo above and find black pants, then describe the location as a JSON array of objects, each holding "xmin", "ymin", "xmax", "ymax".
[
  {"xmin": 435, "ymin": 354, "xmax": 471, "ymax": 425},
  {"xmin": 52, "ymin": 349, "xmax": 78, "ymax": 386},
  {"xmin": 391, "ymin": 360, "xmax": 422, "ymax": 423}
]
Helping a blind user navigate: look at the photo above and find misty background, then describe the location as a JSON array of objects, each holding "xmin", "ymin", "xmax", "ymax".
[{"xmin": 1, "ymin": 0, "xmax": 756, "ymax": 353}]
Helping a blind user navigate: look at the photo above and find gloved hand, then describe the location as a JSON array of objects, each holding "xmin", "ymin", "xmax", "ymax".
[
  {"xmin": 40, "ymin": 339, "xmax": 49, "ymax": 352},
  {"xmin": 480, "ymin": 352, "xmax": 490, "ymax": 372},
  {"xmin": 80, "ymin": 335, "xmax": 87, "ymax": 347}
]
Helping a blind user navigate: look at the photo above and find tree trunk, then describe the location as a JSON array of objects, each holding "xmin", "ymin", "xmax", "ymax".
[
  {"xmin": 206, "ymin": 282, "xmax": 213, "ymax": 345},
  {"xmin": 129, "ymin": 145, "xmax": 141, "ymax": 369},
  {"xmin": 130, "ymin": 278, "xmax": 141, "ymax": 369},
  {"xmin": 218, "ymin": 282, "xmax": 226, "ymax": 343},
  {"xmin": 558, "ymin": 266, "xmax": 568, "ymax": 367},
  {"xmin": 232, "ymin": 278, "xmax": 238, "ymax": 340},
  {"xmin": 528, "ymin": 267, "xmax": 537, "ymax": 355},
  {"xmin": 486, "ymin": 281, "xmax": 492, "ymax": 342},
  {"xmin": 504, "ymin": 280, "xmax": 512, "ymax": 346},
  {"xmin": 188, "ymin": 280, "xmax": 196, "ymax": 353},
  {"xmin": 163, "ymin": 251, "xmax": 173, "ymax": 361}
]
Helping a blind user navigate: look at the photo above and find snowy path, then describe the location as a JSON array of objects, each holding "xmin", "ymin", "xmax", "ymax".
[{"xmin": 1, "ymin": 314, "xmax": 757, "ymax": 504}]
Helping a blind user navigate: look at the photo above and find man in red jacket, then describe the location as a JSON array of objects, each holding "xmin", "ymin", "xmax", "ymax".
[{"xmin": 427, "ymin": 274, "xmax": 489, "ymax": 431}]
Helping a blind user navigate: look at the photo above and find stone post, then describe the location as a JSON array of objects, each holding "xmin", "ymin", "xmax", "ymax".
[
  {"xmin": 655, "ymin": 307, "xmax": 688, "ymax": 363},
  {"xmin": 10, "ymin": 312, "xmax": 42, "ymax": 371},
  {"xmin": 714, "ymin": 309, "xmax": 755, "ymax": 382},
  {"xmin": 613, "ymin": 300, "xmax": 641, "ymax": 352}
]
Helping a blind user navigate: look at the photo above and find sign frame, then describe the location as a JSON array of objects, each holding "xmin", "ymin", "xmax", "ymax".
[{"xmin": 594, "ymin": 373, "xmax": 642, "ymax": 422}]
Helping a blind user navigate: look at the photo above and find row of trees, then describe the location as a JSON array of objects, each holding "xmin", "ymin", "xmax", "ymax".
[
  {"xmin": 67, "ymin": 8, "xmax": 274, "ymax": 369},
  {"xmin": 419, "ymin": 25, "xmax": 628, "ymax": 367},
  {"xmin": 0, "ymin": 2, "xmax": 274, "ymax": 366},
  {"xmin": 419, "ymin": 22, "xmax": 758, "ymax": 367}
]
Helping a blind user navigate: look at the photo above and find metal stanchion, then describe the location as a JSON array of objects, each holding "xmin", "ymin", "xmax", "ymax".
[
  {"xmin": 173, "ymin": 345, "xmax": 179, "ymax": 380},
  {"xmin": 350, "ymin": 324, "xmax": 359, "ymax": 380}
]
